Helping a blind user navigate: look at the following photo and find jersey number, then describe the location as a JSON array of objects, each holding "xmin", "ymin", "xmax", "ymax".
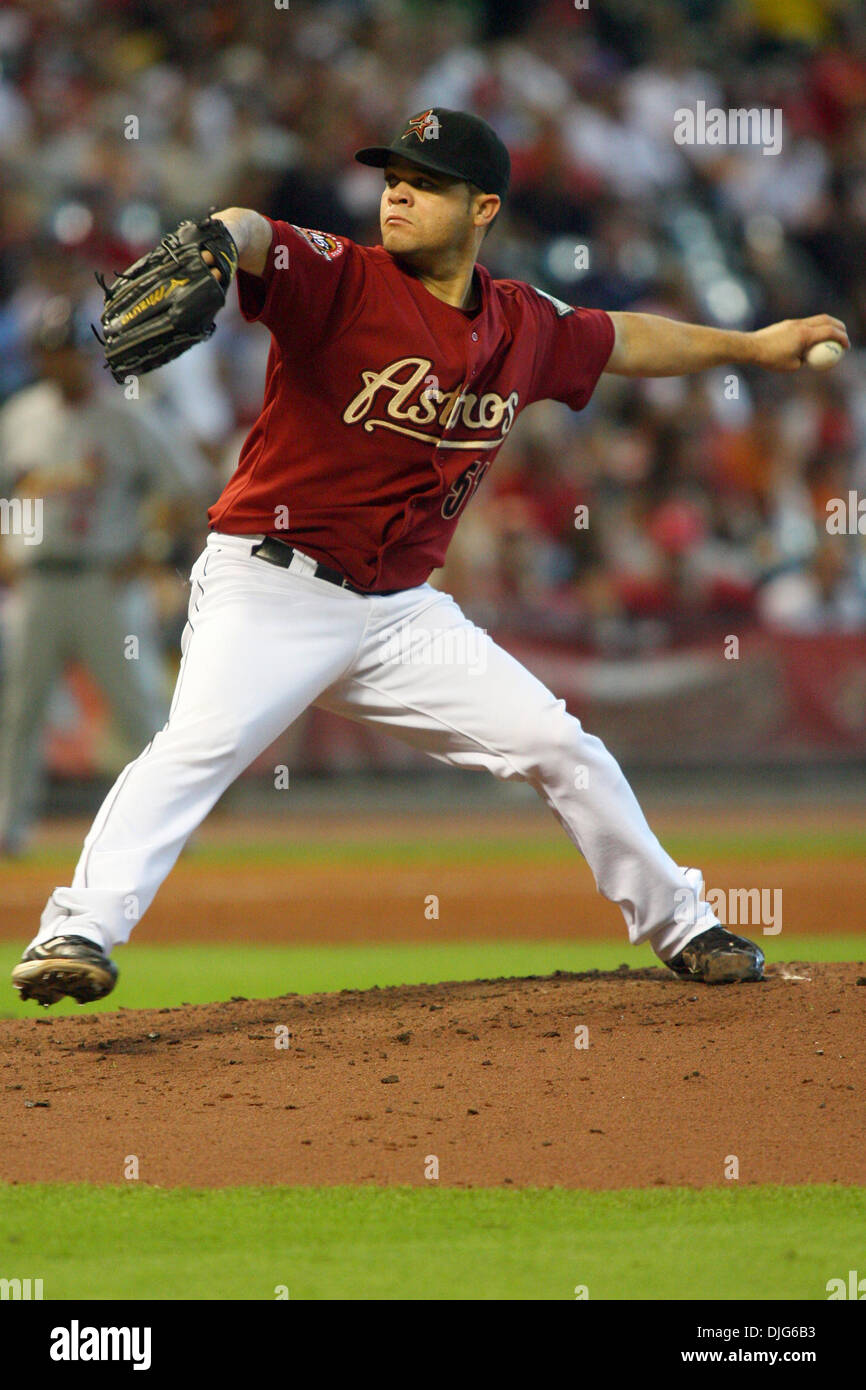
[{"xmin": 441, "ymin": 459, "xmax": 489, "ymax": 520}]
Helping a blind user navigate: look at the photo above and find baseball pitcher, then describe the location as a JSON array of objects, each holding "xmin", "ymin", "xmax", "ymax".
[{"xmin": 12, "ymin": 108, "xmax": 850, "ymax": 1005}]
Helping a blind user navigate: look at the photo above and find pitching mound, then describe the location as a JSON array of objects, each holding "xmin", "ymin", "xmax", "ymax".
[{"xmin": 1, "ymin": 963, "xmax": 863, "ymax": 1188}]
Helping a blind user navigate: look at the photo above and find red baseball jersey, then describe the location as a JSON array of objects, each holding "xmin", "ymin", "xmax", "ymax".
[{"xmin": 208, "ymin": 217, "xmax": 615, "ymax": 592}]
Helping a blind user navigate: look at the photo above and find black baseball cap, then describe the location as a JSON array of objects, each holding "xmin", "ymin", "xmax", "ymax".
[{"xmin": 355, "ymin": 108, "xmax": 510, "ymax": 199}]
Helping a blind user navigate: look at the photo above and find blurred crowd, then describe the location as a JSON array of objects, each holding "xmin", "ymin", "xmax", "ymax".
[{"xmin": 1, "ymin": 0, "xmax": 866, "ymax": 656}]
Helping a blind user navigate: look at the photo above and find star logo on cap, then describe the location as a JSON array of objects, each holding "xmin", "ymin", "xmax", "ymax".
[{"xmin": 403, "ymin": 109, "xmax": 440, "ymax": 143}]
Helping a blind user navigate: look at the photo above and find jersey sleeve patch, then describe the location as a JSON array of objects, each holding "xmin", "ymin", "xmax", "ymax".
[
  {"xmin": 292, "ymin": 226, "xmax": 345, "ymax": 261},
  {"xmin": 529, "ymin": 284, "xmax": 574, "ymax": 317}
]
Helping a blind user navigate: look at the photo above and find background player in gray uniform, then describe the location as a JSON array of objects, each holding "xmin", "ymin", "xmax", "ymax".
[{"xmin": 0, "ymin": 296, "xmax": 209, "ymax": 855}]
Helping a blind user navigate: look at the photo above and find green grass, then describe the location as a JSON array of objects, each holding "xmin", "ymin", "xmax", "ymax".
[
  {"xmin": 186, "ymin": 828, "xmax": 866, "ymax": 865},
  {"xmin": 0, "ymin": 1183, "xmax": 862, "ymax": 1300},
  {"xmin": 0, "ymin": 936, "xmax": 862, "ymax": 1018},
  {"xmin": 4, "ymin": 826, "xmax": 866, "ymax": 874}
]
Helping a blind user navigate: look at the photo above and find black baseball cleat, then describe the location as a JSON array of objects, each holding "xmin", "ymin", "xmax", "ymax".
[
  {"xmin": 11, "ymin": 935, "xmax": 118, "ymax": 1006},
  {"xmin": 666, "ymin": 926, "xmax": 765, "ymax": 985}
]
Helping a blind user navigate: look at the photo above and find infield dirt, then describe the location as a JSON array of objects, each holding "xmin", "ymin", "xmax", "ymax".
[
  {"xmin": 1, "ymin": 807, "xmax": 862, "ymax": 945},
  {"xmin": 2, "ymin": 963, "xmax": 863, "ymax": 1189}
]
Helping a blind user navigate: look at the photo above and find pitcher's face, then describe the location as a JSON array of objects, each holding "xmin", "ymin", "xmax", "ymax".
[{"xmin": 380, "ymin": 159, "xmax": 477, "ymax": 260}]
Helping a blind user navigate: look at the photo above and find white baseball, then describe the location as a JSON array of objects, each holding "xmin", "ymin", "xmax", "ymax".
[{"xmin": 805, "ymin": 340, "xmax": 845, "ymax": 371}]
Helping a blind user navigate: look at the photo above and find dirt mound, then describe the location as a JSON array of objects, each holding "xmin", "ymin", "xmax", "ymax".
[{"xmin": 1, "ymin": 963, "xmax": 863, "ymax": 1188}]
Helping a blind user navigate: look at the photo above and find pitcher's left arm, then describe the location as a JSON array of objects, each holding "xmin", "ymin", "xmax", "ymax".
[{"xmin": 603, "ymin": 310, "xmax": 849, "ymax": 377}]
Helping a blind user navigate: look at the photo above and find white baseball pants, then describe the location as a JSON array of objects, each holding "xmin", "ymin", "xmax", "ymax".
[{"xmin": 34, "ymin": 531, "xmax": 720, "ymax": 960}]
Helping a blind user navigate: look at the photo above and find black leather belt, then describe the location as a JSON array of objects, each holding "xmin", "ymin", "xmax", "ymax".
[{"xmin": 251, "ymin": 536, "xmax": 397, "ymax": 596}]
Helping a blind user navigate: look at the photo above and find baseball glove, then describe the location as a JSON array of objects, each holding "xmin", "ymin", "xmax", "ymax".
[{"xmin": 93, "ymin": 211, "xmax": 239, "ymax": 382}]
